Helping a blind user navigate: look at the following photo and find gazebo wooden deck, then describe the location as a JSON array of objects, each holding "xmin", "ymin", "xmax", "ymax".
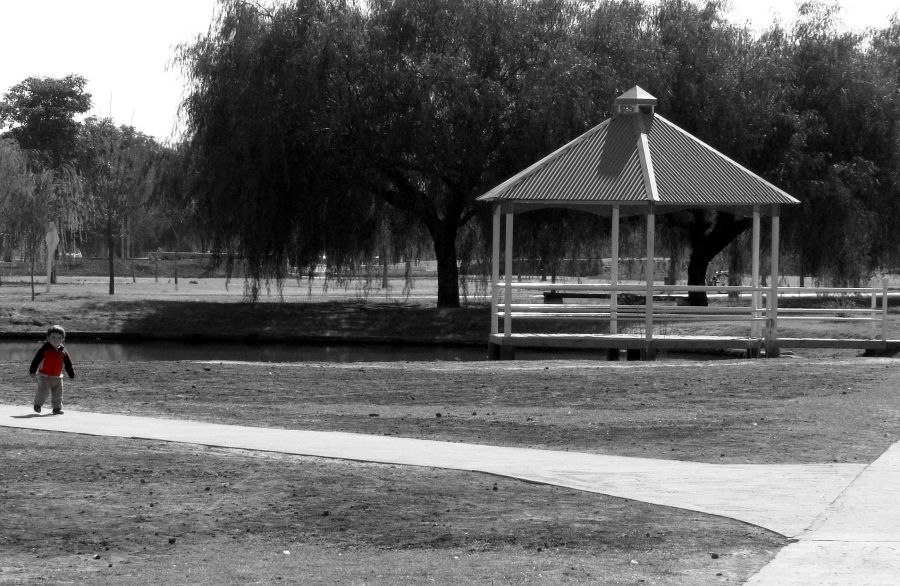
[{"xmin": 477, "ymin": 87, "xmax": 898, "ymax": 359}]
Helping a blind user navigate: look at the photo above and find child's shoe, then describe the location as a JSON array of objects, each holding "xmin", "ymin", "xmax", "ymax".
[
  {"xmin": 52, "ymin": 409, "xmax": 63, "ymax": 415},
  {"xmin": 33, "ymin": 405, "xmax": 41, "ymax": 413}
]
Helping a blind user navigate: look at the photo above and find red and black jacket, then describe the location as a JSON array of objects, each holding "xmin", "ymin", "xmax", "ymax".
[{"xmin": 29, "ymin": 342, "xmax": 75, "ymax": 378}]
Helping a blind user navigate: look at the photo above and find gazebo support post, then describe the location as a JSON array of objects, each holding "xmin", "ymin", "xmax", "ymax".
[
  {"xmin": 750, "ymin": 206, "xmax": 761, "ymax": 358},
  {"xmin": 607, "ymin": 205, "xmax": 620, "ymax": 360},
  {"xmin": 643, "ymin": 204, "xmax": 656, "ymax": 360},
  {"xmin": 488, "ymin": 205, "xmax": 502, "ymax": 359},
  {"xmin": 766, "ymin": 205, "xmax": 781, "ymax": 358},
  {"xmin": 501, "ymin": 208, "xmax": 515, "ymax": 360}
]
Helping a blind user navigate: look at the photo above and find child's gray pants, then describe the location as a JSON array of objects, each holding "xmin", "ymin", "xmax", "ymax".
[{"xmin": 34, "ymin": 375, "xmax": 64, "ymax": 410}]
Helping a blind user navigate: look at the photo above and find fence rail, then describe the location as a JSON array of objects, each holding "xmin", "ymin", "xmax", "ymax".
[{"xmin": 490, "ymin": 279, "xmax": 895, "ymax": 348}]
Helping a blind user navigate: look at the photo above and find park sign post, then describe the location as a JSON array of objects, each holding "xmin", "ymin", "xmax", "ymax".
[{"xmin": 44, "ymin": 221, "xmax": 59, "ymax": 293}]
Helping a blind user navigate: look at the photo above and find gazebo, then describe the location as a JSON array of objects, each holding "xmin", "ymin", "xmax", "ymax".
[{"xmin": 477, "ymin": 86, "xmax": 801, "ymax": 359}]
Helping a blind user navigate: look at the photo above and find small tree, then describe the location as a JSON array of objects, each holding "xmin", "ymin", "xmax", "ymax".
[
  {"xmin": 3, "ymin": 164, "xmax": 81, "ymax": 300},
  {"xmin": 78, "ymin": 118, "xmax": 158, "ymax": 294},
  {"xmin": 0, "ymin": 139, "xmax": 31, "ymax": 271},
  {"xmin": 0, "ymin": 75, "xmax": 91, "ymax": 170},
  {"xmin": 1, "ymin": 75, "xmax": 93, "ymax": 275}
]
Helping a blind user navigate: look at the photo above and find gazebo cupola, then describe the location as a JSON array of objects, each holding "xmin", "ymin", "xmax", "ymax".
[{"xmin": 614, "ymin": 85, "xmax": 657, "ymax": 115}]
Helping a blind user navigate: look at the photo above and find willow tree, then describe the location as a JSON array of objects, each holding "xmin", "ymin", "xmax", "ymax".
[
  {"xmin": 0, "ymin": 140, "xmax": 82, "ymax": 298},
  {"xmin": 773, "ymin": 4, "xmax": 900, "ymax": 286},
  {"xmin": 638, "ymin": 0, "xmax": 792, "ymax": 304},
  {"xmin": 77, "ymin": 118, "xmax": 159, "ymax": 294},
  {"xmin": 352, "ymin": 0, "xmax": 600, "ymax": 306},
  {"xmin": 0, "ymin": 139, "xmax": 30, "ymax": 266},
  {"xmin": 174, "ymin": 0, "xmax": 899, "ymax": 306},
  {"xmin": 176, "ymin": 0, "xmax": 384, "ymax": 299},
  {"xmin": 144, "ymin": 143, "xmax": 201, "ymax": 254},
  {"xmin": 19, "ymin": 171, "xmax": 61, "ymax": 299},
  {"xmin": 869, "ymin": 16, "xmax": 900, "ymax": 269},
  {"xmin": 1, "ymin": 75, "xmax": 94, "ymax": 277},
  {"xmin": 177, "ymin": 0, "xmax": 595, "ymax": 306}
]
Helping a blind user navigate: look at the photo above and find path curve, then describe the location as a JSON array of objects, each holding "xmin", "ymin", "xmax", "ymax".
[{"xmin": 2, "ymin": 404, "xmax": 898, "ymax": 584}]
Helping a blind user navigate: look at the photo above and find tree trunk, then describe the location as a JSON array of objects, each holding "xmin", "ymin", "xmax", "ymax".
[
  {"xmin": 685, "ymin": 212, "xmax": 752, "ymax": 306},
  {"xmin": 107, "ymin": 219, "xmax": 116, "ymax": 295},
  {"xmin": 727, "ymin": 242, "xmax": 743, "ymax": 300},
  {"xmin": 30, "ymin": 250, "xmax": 35, "ymax": 301},
  {"xmin": 432, "ymin": 228, "xmax": 459, "ymax": 308},
  {"xmin": 380, "ymin": 243, "xmax": 389, "ymax": 289},
  {"xmin": 686, "ymin": 250, "xmax": 712, "ymax": 306},
  {"xmin": 666, "ymin": 243, "xmax": 680, "ymax": 285}
]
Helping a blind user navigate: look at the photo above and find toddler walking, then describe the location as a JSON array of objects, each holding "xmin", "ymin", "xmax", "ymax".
[{"xmin": 29, "ymin": 325, "xmax": 75, "ymax": 415}]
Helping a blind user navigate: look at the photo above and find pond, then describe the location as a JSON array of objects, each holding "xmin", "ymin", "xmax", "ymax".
[{"xmin": 1, "ymin": 339, "xmax": 740, "ymax": 363}]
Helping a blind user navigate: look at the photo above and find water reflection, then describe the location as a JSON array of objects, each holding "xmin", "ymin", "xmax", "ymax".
[{"xmin": 0, "ymin": 340, "xmax": 734, "ymax": 363}]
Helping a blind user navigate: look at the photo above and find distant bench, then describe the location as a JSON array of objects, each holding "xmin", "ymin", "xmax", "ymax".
[
  {"xmin": 542, "ymin": 290, "xmax": 607, "ymax": 303},
  {"xmin": 149, "ymin": 252, "xmax": 215, "ymax": 261},
  {"xmin": 543, "ymin": 290, "xmax": 669, "ymax": 304}
]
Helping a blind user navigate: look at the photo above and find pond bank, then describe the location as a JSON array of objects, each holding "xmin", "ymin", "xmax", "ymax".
[{"xmin": 0, "ymin": 294, "xmax": 492, "ymax": 346}]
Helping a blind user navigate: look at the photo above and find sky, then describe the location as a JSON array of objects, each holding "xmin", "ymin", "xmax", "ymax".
[
  {"xmin": 0, "ymin": 0, "xmax": 897, "ymax": 144},
  {"xmin": 727, "ymin": 0, "xmax": 897, "ymax": 34},
  {"xmin": 0, "ymin": 0, "xmax": 218, "ymax": 143}
]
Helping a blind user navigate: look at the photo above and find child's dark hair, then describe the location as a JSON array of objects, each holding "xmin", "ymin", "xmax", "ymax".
[{"xmin": 47, "ymin": 325, "xmax": 65, "ymax": 338}]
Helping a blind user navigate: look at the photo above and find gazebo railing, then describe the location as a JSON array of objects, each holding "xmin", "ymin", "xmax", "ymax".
[{"xmin": 491, "ymin": 279, "xmax": 892, "ymax": 343}]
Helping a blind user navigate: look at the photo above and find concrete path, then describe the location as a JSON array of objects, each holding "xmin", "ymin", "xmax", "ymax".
[
  {"xmin": 745, "ymin": 441, "xmax": 900, "ymax": 585},
  {"xmin": 1, "ymin": 403, "xmax": 897, "ymax": 584}
]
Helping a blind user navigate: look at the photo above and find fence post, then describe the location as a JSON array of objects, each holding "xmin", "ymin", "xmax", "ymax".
[
  {"xmin": 871, "ymin": 279, "xmax": 879, "ymax": 339},
  {"xmin": 644, "ymin": 205, "xmax": 655, "ymax": 354},
  {"xmin": 491, "ymin": 206, "xmax": 501, "ymax": 337},
  {"xmin": 751, "ymin": 207, "xmax": 761, "ymax": 341},
  {"xmin": 883, "ymin": 278, "xmax": 889, "ymax": 341},
  {"xmin": 765, "ymin": 207, "xmax": 780, "ymax": 358},
  {"xmin": 610, "ymin": 205, "xmax": 619, "ymax": 335},
  {"xmin": 487, "ymin": 207, "xmax": 502, "ymax": 360},
  {"xmin": 502, "ymin": 210, "xmax": 514, "ymax": 359}
]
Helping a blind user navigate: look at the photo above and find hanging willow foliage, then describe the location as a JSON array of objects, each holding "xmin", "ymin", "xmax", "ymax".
[
  {"xmin": 0, "ymin": 149, "xmax": 82, "ymax": 299},
  {"xmin": 177, "ymin": 0, "xmax": 594, "ymax": 306},
  {"xmin": 176, "ymin": 0, "xmax": 384, "ymax": 299},
  {"xmin": 175, "ymin": 0, "xmax": 900, "ymax": 305}
]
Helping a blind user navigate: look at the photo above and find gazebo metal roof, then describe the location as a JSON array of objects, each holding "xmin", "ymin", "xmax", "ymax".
[{"xmin": 478, "ymin": 86, "xmax": 799, "ymax": 216}]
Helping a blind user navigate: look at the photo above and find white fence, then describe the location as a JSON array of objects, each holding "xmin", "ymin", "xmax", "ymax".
[{"xmin": 491, "ymin": 279, "xmax": 894, "ymax": 345}]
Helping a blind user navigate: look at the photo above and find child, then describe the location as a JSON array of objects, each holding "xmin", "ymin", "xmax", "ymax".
[{"xmin": 29, "ymin": 325, "xmax": 75, "ymax": 415}]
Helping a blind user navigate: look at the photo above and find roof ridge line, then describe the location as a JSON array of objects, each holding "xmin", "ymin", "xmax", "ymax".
[{"xmin": 634, "ymin": 114, "xmax": 659, "ymax": 202}]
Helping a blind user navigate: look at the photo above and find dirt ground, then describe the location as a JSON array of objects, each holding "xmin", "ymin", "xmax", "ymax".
[
  {"xmin": 1, "ymin": 429, "xmax": 785, "ymax": 585},
  {"xmin": 1, "ymin": 279, "xmax": 897, "ymax": 584}
]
